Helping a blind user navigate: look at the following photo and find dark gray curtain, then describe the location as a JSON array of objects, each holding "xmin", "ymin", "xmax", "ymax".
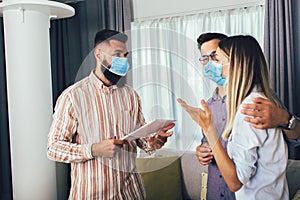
[
  {"xmin": 264, "ymin": 0, "xmax": 296, "ymax": 112},
  {"xmin": 50, "ymin": 1, "xmax": 132, "ymax": 199},
  {"xmin": 293, "ymin": 1, "xmax": 300, "ymax": 118},
  {"xmin": 264, "ymin": 0, "xmax": 300, "ymax": 160},
  {"xmin": 0, "ymin": 18, "xmax": 13, "ymax": 200},
  {"xmin": 51, "ymin": 0, "xmax": 132, "ymax": 101}
]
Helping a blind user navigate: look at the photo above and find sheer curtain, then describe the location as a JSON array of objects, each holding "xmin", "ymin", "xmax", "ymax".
[{"xmin": 130, "ymin": 5, "xmax": 264, "ymax": 152}]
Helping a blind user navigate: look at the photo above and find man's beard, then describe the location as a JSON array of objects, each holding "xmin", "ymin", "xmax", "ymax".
[{"xmin": 101, "ymin": 60, "xmax": 123, "ymax": 85}]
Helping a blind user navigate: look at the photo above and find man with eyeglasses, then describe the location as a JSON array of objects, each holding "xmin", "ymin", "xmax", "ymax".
[
  {"xmin": 196, "ymin": 32, "xmax": 300, "ymax": 200},
  {"xmin": 47, "ymin": 29, "xmax": 175, "ymax": 200}
]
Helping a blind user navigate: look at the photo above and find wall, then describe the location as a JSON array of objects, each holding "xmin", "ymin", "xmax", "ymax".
[{"xmin": 132, "ymin": 0, "xmax": 264, "ymax": 21}]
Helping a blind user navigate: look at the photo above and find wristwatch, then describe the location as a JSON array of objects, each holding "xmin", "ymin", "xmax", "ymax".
[{"xmin": 283, "ymin": 115, "xmax": 297, "ymax": 130}]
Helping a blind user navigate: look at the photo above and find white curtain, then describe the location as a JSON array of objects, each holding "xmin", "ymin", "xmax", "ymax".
[{"xmin": 130, "ymin": 5, "xmax": 265, "ymax": 152}]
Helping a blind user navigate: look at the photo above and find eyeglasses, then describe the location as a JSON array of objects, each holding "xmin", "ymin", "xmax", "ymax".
[{"xmin": 199, "ymin": 51, "xmax": 217, "ymax": 65}]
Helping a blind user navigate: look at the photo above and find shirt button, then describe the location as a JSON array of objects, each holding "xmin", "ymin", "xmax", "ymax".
[
  {"xmin": 222, "ymin": 118, "xmax": 225, "ymax": 121},
  {"xmin": 221, "ymin": 194, "xmax": 224, "ymax": 197},
  {"xmin": 219, "ymin": 175, "xmax": 222, "ymax": 178}
]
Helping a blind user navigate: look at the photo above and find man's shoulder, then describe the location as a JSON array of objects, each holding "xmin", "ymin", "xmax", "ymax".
[{"xmin": 59, "ymin": 76, "xmax": 91, "ymax": 96}]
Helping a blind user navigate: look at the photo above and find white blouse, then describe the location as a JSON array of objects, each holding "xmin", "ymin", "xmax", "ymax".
[{"xmin": 227, "ymin": 91, "xmax": 289, "ymax": 200}]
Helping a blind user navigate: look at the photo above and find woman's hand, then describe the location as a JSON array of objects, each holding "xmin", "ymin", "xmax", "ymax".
[{"xmin": 177, "ymin": 98, "xmax": 212, "ymax": 134}]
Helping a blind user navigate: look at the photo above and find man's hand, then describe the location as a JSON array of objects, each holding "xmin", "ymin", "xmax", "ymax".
[
  {"xmin": 196, "ymin": 143, "xmax": 213, "ymax": 165},
  {"xmin": 91, "ymin": 139, "xmax": 124, "ymax": 158},
  {"xmin": 148, "ymin": 123, "xmax": 175, "ymax": 149},
  {"xmin": 241, "ymin": 97, "xmax": 290, "ymax": 129}
]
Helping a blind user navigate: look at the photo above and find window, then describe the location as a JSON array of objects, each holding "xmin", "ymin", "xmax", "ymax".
[{"xmin": 130, "ymin": 5, "xmax": 265, "ymax": 152}]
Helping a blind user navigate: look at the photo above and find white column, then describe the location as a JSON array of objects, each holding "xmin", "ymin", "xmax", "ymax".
[{"xmin": 0, "ymin": 0, "xmax": 74, "ymax": 199}]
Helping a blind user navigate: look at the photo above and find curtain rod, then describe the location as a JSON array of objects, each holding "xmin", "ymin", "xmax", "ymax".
[{"xmin": 132, "ymin": 1, "xmax": 264, "ymax": 23}]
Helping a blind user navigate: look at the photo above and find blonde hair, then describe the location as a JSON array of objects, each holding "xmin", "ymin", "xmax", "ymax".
[{"xmin": 219, "ymin": 35, "xmax": 282, "ymax": 140}]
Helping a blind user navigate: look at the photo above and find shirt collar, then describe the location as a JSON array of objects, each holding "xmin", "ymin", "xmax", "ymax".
[
  {"xmin": 211, "ymin": 87, "xmax": 227, "ymax": 102},
  {"xmin": 89, "ymin": 70, "xmax": 118, "ymax": 91}
]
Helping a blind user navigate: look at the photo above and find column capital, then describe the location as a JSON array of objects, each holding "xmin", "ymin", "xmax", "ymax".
[{"xmin": 0, "ymin": 0, "xmax": 75, "ymax": 19}]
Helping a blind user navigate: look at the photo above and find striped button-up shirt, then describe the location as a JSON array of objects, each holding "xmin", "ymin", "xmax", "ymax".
[{"xmin": 47, "ymin": 71, "xmax": 154, "ymax": 200}]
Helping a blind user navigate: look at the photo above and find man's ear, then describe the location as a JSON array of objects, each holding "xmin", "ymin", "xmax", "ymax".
[{"xmin": 94, "ymin": 48, "xmax": 102, "ymax": 61}]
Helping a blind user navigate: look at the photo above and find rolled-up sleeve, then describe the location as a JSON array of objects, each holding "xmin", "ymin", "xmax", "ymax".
[
  {"xmin": 228, "ymin": 118, "xmax": 267, "ymax": 184},
  {"xmin": 47, "ymin": 92, "xmax": 94, "ymax": 163}
]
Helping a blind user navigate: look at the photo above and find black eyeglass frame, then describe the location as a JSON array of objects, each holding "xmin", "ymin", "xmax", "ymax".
[{"xmin": 199, "ymin": 51, "xmax": 217, "ymax": 64}]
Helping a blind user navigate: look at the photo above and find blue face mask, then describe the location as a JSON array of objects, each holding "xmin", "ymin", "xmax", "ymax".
[
  {"xmin": 108, "ymin": 56, "xmax": 130, "ymax": 76},
  {"xmin": 204, "ymin": 60, "xmax": 227, "ymax": 86}
]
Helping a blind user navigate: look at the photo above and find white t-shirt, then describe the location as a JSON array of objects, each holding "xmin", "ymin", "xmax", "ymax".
[{"xmin": 227, "ymin": 91, "xmax": 289, "ymax": 200}]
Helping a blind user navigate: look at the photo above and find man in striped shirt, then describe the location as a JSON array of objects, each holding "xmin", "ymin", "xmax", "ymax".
[{"xmin": 47, "ymin": 29, "xmax": 175, "ymax": 200}]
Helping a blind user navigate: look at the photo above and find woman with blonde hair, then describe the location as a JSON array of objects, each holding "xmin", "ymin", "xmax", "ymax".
[{"xmin": 178, "ymin": 35, "xmax": 289, "ymax": 199}]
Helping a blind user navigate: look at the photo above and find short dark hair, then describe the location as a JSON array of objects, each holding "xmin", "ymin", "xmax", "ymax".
[
  {"xmin": 197, "ymin": 32, "xmax": 228, "ymax": 50},
  {"xmin": 94, "ymin": 29, "xmax": 128, "ymax": 47}
]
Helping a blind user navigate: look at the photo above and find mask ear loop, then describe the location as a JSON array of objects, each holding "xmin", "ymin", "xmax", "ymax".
[{"xmin": 99, "ymin": 49, "xmax": 111, "ymax": 70}]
